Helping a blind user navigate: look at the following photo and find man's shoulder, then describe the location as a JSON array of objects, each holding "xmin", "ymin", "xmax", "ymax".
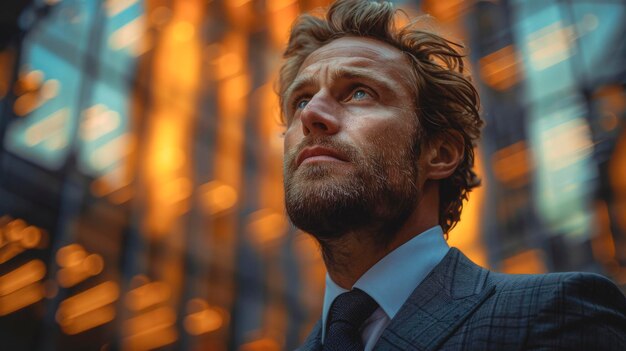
[
  {"xmin": 445, "ymin": 247, "xmax": 623, "ymax": 298},
  {"xmin": 479, "ymin": 271, "xmax": 626, "ymax": 350},
  {"xmin": 488, "ymin": 269, "xmax": 615, "ymax": 288},
  {"xmin": 486, "ymin": 269, "xmax": 624, "ymax": 303},
  {"xmin": 475, "ymin": 264, "xmax": 626, "ymax": 319},
  {"xmin": 439, "ymin": 257, "xmax": 626, "ymax": 350}
]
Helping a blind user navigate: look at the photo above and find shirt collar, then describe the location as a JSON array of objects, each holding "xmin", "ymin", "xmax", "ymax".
[{"xmin": 321, "ymin": 226, "xmax": 450, "ymax": 338}]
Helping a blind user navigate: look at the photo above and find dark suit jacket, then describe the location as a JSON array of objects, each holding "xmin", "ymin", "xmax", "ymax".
[{"xmin": 297, "ymin": 247, "xmax": 626, "ymax": 350}]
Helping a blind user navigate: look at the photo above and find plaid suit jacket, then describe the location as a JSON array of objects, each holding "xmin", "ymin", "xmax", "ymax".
[{"xmin": 297, "ymin": 247, "xmax": 626, "ymax": 350}]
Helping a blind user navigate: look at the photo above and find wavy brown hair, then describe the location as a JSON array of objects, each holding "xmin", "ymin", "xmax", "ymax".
[{"xmin": 278, "ymin": 0, "xmax": 483, "ymax": 234}]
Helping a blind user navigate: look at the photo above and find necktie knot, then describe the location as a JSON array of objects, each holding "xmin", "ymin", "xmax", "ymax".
[{"xmin": 324, "ymin": 288, "xmax": 379, "ymax": 351}]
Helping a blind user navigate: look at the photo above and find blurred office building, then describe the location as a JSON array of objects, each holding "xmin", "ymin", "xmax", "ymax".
[{"xmin": 0, "ymin": 0, "xmax": 625, "ymax": 350}]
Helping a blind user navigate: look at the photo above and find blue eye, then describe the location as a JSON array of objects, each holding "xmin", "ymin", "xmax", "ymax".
[
  {"xmin": 296, "ymin": 99, "xmax": 309, "ymax": 110},
  {"xmin": 352, "ymin": 89, "xmax": 368, "ymax": 100}
]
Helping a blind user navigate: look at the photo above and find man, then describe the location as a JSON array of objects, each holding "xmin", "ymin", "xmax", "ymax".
[{"xmin": 278, "ymin": 0, "xmax": 626, "ymax": 350}]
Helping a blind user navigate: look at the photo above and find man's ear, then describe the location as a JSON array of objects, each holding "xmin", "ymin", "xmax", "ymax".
[{"xmin": 422, "ymin": 131, "xmax": 465, "ymax": 180}]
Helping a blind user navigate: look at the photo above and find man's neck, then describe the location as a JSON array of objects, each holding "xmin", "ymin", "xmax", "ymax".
[
  {"xmin": 322, "ymin": 220, "xmax": 438, "ymax": 289},
  {"xmin": 321, "ymin": 232, "xmax": 385, "ymax": 289},
  {"xmin": 320, "ymin": 182, "xmax": 440, "ymax": 289}
]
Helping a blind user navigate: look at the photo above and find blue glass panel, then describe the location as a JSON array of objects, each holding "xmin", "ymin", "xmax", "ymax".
[{"xmin": 5, "ymin": 43, "xmax": 81, "ymax": 169}]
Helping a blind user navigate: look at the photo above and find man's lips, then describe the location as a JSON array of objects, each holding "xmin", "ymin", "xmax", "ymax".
[{"xmin": 296, "ymin": 146, "xmax": 348, "ymax": 167}]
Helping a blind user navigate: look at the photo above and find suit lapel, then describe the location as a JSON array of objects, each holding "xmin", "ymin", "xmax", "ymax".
[
  {"xmin": 296, "ymin": 320, "xmax": 322, "ymax": 351},
  {"xmin": 375, "ymin": 248, "xmax": 495, "ymax": 351}
]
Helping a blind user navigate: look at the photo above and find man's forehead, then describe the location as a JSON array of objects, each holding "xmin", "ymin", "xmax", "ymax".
[{"xmin": 299, "ymin": 36, "xmax": 408, "ymax": 74}]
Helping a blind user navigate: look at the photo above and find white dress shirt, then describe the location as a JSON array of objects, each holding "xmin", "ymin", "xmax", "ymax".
[{"xmin": 321, "ymin": 226, "xmax": 450, "ymax": 351}]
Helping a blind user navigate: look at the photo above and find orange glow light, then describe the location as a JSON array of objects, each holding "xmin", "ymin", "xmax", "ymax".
[
  {"xmin": 184, "ymin": 299, "xmax": 224, "ymax": 335},
  {"xmin": 125, "ymin": 281, "xmax": 171, "ymax": 311},
  {"xmin": 20, "ymin": 226, "xmax": 42, "ymax": 248},
  {"xmin": 15, "ymin": 69, "xmax": 43, "ymax": 95},
  {"xmin": 122, "ymin": 326, "xmax": 178, "ymax": 351},
  {"xmin": 448, "ymin": 150, "xmax": 487, "ymax": 267},
  {"xmin": 491, "ymin": 141, "xmax": 531, "ymax": 187},
  {"xmin": 172, "ymin": 20, "xmax": 195, "ymax": 42},
  {"xmin": 247, "ymin": 209, "xmax": 287, "ymax": 245},
  {"xmin": 84, "ymin": 253, "xmax": 102, "ymax": 269},
  {"xmin": 212, "ymin": 52, "xmax": 243, "ymax": 80},
  {"xmin": 160, "ymin": 177, "xmax": 192, "ymax": 205},
  {"xmin": 123, "ymin": 307, "xmax": 178, "ymax": 351},
  {"xmin": 0, "ymin": 243, "xmax": 25, "ymax": 264},
  {"xmin": 56, "ymin": 244, "xmax": 86, "ymax": 267},
  {"xmin": 56, "ymin": 281, "xmax": 120, "ymax": 323},
  {"xmin": 423, "ymin": 0, "xmax": 468, "ymax": 22},
  {"xmin": 240, "ymin": 337, "xmax": 281, "ymax": 351},
  {"xmin": 5, "ymin": 218, "xmax": 27, "ymax": 241},
  {"xmin": 125, "ymin": 306, "xmax": 176, "ymax": 335},
  {"xmin": 60, "ymin": 304, "xmax": 116, "ymax": 335},
  {"xmin": 200, "ymin": 181, "xmax": 238, "ymax": 215},
  {"xmin": 149, "ymin": 6, "xmax": 172, "ymax": 27},
  {"xmin": 0, "ymin": 259, "xmax": 46, "ymax": 296},
  {"xmin": 0, "ymin": 282, "xmax": 44, "ymax": 316},
  {"xmin": 108, "ymin": 186, "xmax": 135, "ymax": 204},
  {"xmin": 57, "ymin": 252, "xmax": 104, "ymax": 288},
  {"xmin": 0, "ymin": 220, "xmax": 45, "ymax": 262},
  {"xmin": 479, "ymin": 45, "xmax": 521, "ymax": 91},
  {"xmin": 13, "ymin": 93, "xmax": 40, "ymax": 116},
  {"xmin": 141, "ymin": 0, "xmax": 203, "ymax": 237},
  {"xmin": 500, "ymin": 249, "xmax": 547, "ymax": 274},
  {"xmin": 267, "ymin": 0, "xmax": 299, "ymax": 46},
  {"xmin": 591, "ymin": 200, "xmax": 617, "ymax": 265},
  {"xmin": 55, "ymin": 268, "xmax": 82, "ymax": 287}
]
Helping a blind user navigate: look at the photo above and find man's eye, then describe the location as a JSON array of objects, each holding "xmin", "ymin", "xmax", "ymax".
[
  {"xmin": 296, "ymin": 99, "xmax": 309, "ymax": 110},
  {"xmin": 352, "ymin": 89, "xmax": 369, "ymax": 100}
]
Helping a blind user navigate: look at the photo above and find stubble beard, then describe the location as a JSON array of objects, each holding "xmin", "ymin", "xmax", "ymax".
[{"xmin": 283, "ymin": 136, "xmax": 420, "ymax": 249}]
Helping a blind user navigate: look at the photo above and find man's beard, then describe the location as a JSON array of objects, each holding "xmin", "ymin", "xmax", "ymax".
[{"xmin": 283, "ymin": 135, "xmax": 420, "ymax": 246}]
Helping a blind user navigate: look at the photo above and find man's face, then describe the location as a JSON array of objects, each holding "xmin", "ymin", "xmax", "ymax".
[{"xmin": 283, "ymin": 36, "xmax": 424, "ymax": 242}]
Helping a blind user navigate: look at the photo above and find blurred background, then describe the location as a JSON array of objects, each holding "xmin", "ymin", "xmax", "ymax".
[{"xmin": 0, "ymin": 0, "xmax": 625, "ymax": 350}]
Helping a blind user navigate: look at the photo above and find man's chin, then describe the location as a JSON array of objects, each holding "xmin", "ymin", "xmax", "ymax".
[
  {"xmin": 286, "ymin": 206, "xmax": 362, "ymax": 241},
  {"xmin": 287, "ymin": 177, "xmax": 360, "ymax": 200},
  {"xmin": 293, "ymin": 162, "xmax": 352, "ymax": 178}
]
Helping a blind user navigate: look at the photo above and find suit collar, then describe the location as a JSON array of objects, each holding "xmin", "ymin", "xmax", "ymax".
[
  {"xmin": 321, "ymin": 226, "xmax": 449, "ymax": 340},
  {"xmin": 296, "ymin": 248, "xmax": 494, "ymax": 351},
  {"xmin": 374, "ymin": 247, "xmax": 494, "ymax": 350}
]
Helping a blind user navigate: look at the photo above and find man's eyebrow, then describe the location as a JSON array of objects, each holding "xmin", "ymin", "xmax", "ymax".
[
  {"xmin": 331, "ymin": 67, "xmax": 400, "ymax": 91},
  {"xmin": 330, "ymin": 67, "xmax": 379, "ymax": 83},
  {"xmin": 284, "ymin": 74, "xmax": 318, "ymax": 106}
]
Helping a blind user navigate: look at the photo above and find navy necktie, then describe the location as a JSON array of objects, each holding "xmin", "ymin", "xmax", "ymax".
[{"xmin": 323, "ymin": 288, "xmax": 379, "ymax": 351}]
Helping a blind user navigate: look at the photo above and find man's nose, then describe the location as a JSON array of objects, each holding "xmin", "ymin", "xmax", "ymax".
[{"xmin": 300, "ymin": 93, "xmax": 340, "ymax": 136}]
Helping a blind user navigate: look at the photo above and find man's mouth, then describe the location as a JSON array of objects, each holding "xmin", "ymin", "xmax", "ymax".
[{"xmin": 296, "ymin": 146, "xmax": 349, "ymax": 167}]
